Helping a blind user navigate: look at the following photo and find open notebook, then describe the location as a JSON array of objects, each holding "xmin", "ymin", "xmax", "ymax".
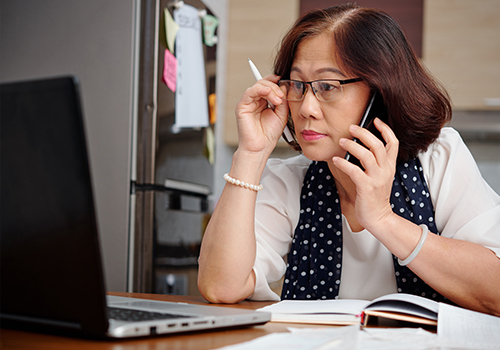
[{"xmin": 0, "ymin": 76, "xmax": 270, "ymax": 338}]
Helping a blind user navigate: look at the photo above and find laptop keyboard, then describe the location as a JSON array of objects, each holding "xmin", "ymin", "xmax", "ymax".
[{"xmin": 108, "ymin": 307, "xmax": 193, "ymax": 322}]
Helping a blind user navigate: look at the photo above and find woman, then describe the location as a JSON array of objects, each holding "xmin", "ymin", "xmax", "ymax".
[{"xmin": 198, "ymin": 4, "xmax": 500, "ymax": 315}]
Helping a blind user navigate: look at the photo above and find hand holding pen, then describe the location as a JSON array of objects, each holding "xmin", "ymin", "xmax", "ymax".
[{"xmin": 248, "ymin": 59, "xmax": 293, "ymax": 143}]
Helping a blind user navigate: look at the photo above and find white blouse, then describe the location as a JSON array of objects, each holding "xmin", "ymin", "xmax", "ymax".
[{"xmin": 250, "ymin": 127, "xmax": 500, "ymax": 301}]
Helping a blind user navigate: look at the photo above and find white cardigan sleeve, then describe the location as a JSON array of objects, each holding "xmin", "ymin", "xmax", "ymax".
[
  {"xmin": 419, "ymin": 127, "xmax": 500, "ymax": 257},
  {"xmin": 250, "ymin": 155, "xmax": 310, "ymax": 301}
]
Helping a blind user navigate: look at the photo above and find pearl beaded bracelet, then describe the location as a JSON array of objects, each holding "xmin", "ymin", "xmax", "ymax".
[{"xmin": 223, "ymin": 173, "xmax": 263, "ymax": 192}]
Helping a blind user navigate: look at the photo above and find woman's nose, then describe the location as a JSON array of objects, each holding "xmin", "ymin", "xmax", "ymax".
[{"xmin": 298, "ymin": 87, "xmax": 322, "ymax": 119}]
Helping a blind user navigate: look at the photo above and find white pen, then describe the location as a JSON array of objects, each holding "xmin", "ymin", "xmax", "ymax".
[
  {"xmin": 248, "ymin": 58, "xmax": 263, "ymax": 80},
  {"xmin": 247, "ymin": 58, "xmax": 293, "ymax": 142}
]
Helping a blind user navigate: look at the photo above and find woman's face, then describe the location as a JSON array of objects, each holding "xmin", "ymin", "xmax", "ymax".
[{"xmin": 288, "ymin": 33, "xmax": 371, "ymax": 162}]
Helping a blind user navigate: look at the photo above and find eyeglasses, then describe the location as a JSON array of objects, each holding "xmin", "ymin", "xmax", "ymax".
[{"xmin": 278, "ymin": 78, "xmax": 363, "ymax": 102}]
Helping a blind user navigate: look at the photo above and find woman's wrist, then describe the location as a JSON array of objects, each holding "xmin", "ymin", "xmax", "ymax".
[
  {"xmin": 361, "ymin": 207, "xmax": 397, "ymax": 236},
  {"xmin": 229, "ymin": 148, "xmax": 270, "ymax": 185},
  {"xmin": 369, "ymin": 212, "xmax": 427, "ymax": 262}
]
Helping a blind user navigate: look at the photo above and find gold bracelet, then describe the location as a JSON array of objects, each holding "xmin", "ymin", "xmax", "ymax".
[{"xmin": 223, "ymin": 173, "xmax": 263, "ymax": 192}]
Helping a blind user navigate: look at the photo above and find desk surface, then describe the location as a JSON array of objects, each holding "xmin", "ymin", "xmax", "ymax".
[{"xmin": 1, "ymin": 292, "xmax": 332, "ymax": 350}]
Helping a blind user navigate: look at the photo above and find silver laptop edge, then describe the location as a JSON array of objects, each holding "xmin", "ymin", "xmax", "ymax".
[{"xmin": 106, "ymin": 296, "xmax": 271, "ymax": 337}]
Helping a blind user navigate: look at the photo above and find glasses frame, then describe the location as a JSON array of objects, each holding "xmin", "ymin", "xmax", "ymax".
[{"xmin": 278, "ymin": 77, "xmax": 364, "ymax": 102}]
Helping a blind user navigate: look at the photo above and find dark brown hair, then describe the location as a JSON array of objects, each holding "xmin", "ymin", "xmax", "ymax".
[{"xmin": 274, "ymin": 4, "xmax": 452, "ymax": 162}]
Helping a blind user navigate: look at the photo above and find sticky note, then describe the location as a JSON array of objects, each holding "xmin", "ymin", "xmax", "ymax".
[
  {"xmin": 162, "ymin": 49, "xmax": 177, "ymax": 92},
  {"xmin": 209, "ymin": 93, "xmax": 217, "ymax": 124},
  {"xmin": 204, "ymin": 127, "xmax": 215, "ymax": 165},
  {"xmin": 202, "ymin": 14, "xmax": 219, "ymax": 47},
  {"xmin": 164, "ymin": 8, "xmax": 179, "ymax": 53}
]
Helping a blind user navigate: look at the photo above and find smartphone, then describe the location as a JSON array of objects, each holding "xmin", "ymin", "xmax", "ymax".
[{"xmin": 344, "ymin": 92, "xmax": 389, "ymax": 169}]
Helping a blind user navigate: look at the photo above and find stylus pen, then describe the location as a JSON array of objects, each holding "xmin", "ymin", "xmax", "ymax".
[{"xmin": 248, "ymin": 58, "xmax": 293, "ymax": 142}]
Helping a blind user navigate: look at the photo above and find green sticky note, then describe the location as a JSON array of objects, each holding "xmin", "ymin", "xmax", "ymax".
[{"xmin": 202, "ymin": 14, "xmax": 219, "ymax": 47}]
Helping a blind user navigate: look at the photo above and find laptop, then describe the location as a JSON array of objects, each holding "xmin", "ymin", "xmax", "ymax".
[{"xmin": 0, "ymin": 76, "xmax": 270, "ymax": 338}]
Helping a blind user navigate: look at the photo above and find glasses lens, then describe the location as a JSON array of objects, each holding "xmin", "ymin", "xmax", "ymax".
[
  {"xmin": 312, "ymin": 80, "xmax": 343, "ymax": 101},
  {"xmin": 279, "ymin": 81, "xmax": 304, "ymax": 101}
]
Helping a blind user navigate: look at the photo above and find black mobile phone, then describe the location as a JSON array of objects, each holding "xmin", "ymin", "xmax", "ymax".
[{"xmin": 344, "ymin": 92, "xmax": 389, "ymax": 169}]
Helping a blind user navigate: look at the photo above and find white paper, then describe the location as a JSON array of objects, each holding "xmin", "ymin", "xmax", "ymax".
[
  {"xmin": 213, "ymin": 331, "xmax": 342, "ymax": 350},
  {"xmin": 214, "ymin": 326, "xmax": 359, "ymax": 350},
  {"xmin": 214, "ymin": 326, "xmax": 491, "ymax": 350},
  {"xmin": 438, "ymin": 302, "xmax": 500, "ymax": 349},
  {"xmin": 290, "ymin": 326, "xmax": 359, "ymax": 349},
  {"xmin": 173, "ymin": 4, "xmax": 209, "ymax": 129},
  {"xmin": 360, "ymin": 328, "xmax": 438, "ymax": 350}
]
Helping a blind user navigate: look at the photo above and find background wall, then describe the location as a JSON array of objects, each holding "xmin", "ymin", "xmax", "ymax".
[
  {"xmin": 222, "ymin": 0, "xmax": 300, "ymax": 146},
  {"xmin": 422, "ymin": 0, "xmax": 500, "ymax": 193},
  {"xmin": 423, "ymin": 0, "xmax": 500, "ymax": 110}
]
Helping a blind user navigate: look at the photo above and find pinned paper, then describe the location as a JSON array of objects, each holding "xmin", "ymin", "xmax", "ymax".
[
  {"xmin": 164, "ymin": 8, "xmax": 179, "ymax": 53},
  {"xmin": 162, "ymin": 49, "xmax": 177, "ymax": 92},
  {"xmin": 173, "ymin": 4, "xmax": 209, "ymax": 129},
  {"xmin": 202, "ymin": 14, "xmax": 219, "ymax": 47}
]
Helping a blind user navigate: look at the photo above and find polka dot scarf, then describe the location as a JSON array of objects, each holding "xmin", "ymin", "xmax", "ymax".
[{"xmin": 281, "ymin": 158, "xmax": 449, "ymax": 302}]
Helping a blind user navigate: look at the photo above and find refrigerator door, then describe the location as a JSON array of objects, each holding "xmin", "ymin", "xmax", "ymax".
[{"xmin": 132, "ymin": 0, "xmax": 215, "ymax": 293}]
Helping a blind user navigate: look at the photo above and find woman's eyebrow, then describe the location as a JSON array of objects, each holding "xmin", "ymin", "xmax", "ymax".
[
  {"xmin": 290, "ymin": 66, "xmax": 346, "ymax": 77},
  {"xmin": 316, "ymin": 67, "xmax": 346, "ymax": 77}
]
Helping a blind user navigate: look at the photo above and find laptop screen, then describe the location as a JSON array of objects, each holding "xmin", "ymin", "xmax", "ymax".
[{"xmin": 0, "ymin": 77, "xmax": 109, "ymax": 334}]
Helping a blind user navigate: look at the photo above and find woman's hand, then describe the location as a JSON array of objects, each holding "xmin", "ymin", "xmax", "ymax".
[
  {"xmin": 235, "ymin": 74, "xmax": 289, "ymax": 155},
  {"xmin": 332, "ymin": 118, "xmax": 399, "ymax": 231}
]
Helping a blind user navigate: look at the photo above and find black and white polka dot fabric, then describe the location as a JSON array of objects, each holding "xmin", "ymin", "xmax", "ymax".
[{"xmin": 281, "ymin": 158, "xmax": 449, "ymax": 303}]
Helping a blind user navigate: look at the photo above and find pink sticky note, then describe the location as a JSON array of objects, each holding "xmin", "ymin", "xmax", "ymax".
[{"xmin": 163, "ymin": 49, "xmax": 177, "ymax": 92}]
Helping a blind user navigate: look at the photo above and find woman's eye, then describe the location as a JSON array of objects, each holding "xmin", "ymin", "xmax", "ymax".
[
  {"xmin": 320, "ymin": 82, "xmax": 337, "ymax": 92},
  {"xmin": 291, "ymin": 82, "xmax": 303, "ymax": 92}
]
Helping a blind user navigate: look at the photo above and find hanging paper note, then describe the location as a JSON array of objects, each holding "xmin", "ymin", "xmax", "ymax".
[
  {"xmin": 202, "ymin": 14, "xmax": 219, "ymax": 47},
  {"xmin": 164, "ymin": 8, "xmax": 179, "ymax": 53},
  {"xmin": 173, "ymin": 4, "xmax": 209, "ymax": 129},
  {"xmin": 162, "ymin": 49, "xmax": 177, "ymax": 92}
]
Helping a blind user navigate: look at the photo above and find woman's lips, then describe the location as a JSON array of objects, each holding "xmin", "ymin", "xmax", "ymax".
[{"xmin": 301, "ymin": 130, "xmax": 327, "ymax": 141}]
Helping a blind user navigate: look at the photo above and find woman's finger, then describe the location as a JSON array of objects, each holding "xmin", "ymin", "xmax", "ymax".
[
  {"xmin": 239, "ymin": 80, "xmax": 284, "ymax": 110},
  {"xmin": 374, "ymin": 118, "xmax": 399, "ymax": 163}
]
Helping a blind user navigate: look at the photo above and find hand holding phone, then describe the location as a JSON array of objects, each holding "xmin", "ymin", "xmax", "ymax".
[{"xmin": 344, "ymin": 92, "xmax": 389, "ymax": 169}]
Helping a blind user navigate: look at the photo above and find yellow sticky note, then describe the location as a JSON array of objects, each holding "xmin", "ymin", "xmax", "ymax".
[
  {"xmin": 204, "ymin": 127, "xmax": 215, "ymax": 165},
  {"xmin": 164, "ymin": 8, "xmax": 179, "ymax": 53}
]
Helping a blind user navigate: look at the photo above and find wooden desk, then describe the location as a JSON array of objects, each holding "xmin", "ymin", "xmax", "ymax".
[{"xmin": 1, "ymin": 292, "xmax": 331, "ymax": 350}]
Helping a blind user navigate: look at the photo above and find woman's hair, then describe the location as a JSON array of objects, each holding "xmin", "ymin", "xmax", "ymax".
[{"xmin": 274, "ymin": 4, "xmax": 452, "ymax": 162}]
